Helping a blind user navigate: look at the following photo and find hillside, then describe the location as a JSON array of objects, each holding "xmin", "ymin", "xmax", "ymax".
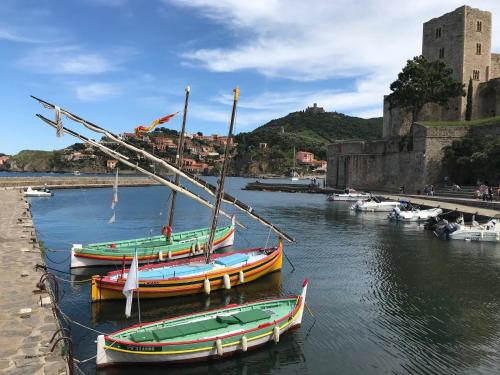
[{"xmin": 233, "ymin": 110, "xmax": 383, "ymax": 175}]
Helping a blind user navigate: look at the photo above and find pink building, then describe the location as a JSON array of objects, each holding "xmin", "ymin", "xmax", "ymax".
[
  {"xmin": 0, "ymin": 156, "xmax": 10, "ymax": 166},
  {"xmin": 296, "ymin": 151, "xmax": 315, "ymax": 164}
]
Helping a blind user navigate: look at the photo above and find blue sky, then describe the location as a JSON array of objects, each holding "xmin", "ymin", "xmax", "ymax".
[{"xmin": 1, "ymin": 0, "xmax": 499, "ymax": 154}]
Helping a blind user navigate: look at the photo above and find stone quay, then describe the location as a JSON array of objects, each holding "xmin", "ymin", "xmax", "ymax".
[{"xmin": 0, "ymin": 188, "xmax": 67, "ymax": 374}]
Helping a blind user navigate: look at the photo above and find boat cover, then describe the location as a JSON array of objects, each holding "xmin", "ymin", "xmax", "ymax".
[
  {"xmin": 215, "ymin": 253, "xmax": 248, "ymax": 267},
  {"xmin": 137, "ymin": 264, "xmax": 213, "ymax": 280}
]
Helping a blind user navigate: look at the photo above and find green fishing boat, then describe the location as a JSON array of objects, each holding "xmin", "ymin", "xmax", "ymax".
[
  {"xmin": 96, "ymin": 279, "xmax": 308, "ymax": 367},
  {"xmin": 70, "ymin": 217, "xmax": 235, "ymax": 268}
]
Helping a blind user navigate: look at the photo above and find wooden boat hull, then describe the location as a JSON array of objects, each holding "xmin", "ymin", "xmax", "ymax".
[
  {"xmin": 70, "ymin": 222, "xmax": 235, "ymax": 268},
  {"xmin": 96, "ymin": 280, "xmax": 308, "ymax": 367},
  {"xmin": 91, "ymin": 245, "xmax": 283, "ymax": 301}
]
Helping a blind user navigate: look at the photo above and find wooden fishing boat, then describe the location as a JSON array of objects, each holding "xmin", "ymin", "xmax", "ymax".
[
  {"xmin": 70, "ymin": 217, "xmax": 235, "ymax": 268},
  {"xmin": 91, "ymin": 240, "xmax": 283, "ymax": 301},
  {"xmin": 96, "ymin": 279, "xmax": 308, "ymax": 367}
]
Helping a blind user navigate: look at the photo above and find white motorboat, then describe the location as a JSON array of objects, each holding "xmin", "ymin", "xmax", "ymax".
[
  {"xmin": 448, "ymin": 219, "xmax": 500, "ymax": 242},
  {"xmin": 388, "ymin": 207, "xmax": 443, "ymax": 222},
  {"xmin": 352, "ymin": 198, "xmax": 401, "ymax": 212},
  {"xmin": 328, "ymin": 190, "xmax": 370, "ymax": 202},
  {"xmin": 24, "ymin": 186, "xmax": 53, "ymax": 197}
]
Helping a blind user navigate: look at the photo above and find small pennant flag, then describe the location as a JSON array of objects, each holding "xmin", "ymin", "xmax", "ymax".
[
  {"xmin": 108, "ymin": 213, "xmax": 115, "ymax": 224},
  {"xmin": 134, "ymin": 112, "xmax": 179, "ymax": 135}
]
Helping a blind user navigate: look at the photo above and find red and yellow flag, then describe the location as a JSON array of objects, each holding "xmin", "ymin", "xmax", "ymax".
[{"xmin": 134, "ymin": 112, "xmax": 179, "ymax": 135}]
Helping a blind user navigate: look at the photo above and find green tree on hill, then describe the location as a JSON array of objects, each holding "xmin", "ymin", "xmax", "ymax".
[{"xmin": 388, "ymin": 55, "xmax": 465, "ymax": 122}]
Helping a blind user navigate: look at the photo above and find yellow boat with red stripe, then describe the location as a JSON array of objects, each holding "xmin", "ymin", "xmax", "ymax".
[{"xmin": 91, "ymin": 239, "xmax": 283, "ymax": 301}]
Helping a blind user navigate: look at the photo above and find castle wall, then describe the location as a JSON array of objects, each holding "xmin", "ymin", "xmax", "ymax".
[
  {"xmin": 328, "ymin": 6, "xmax": 500, "ymax": 193},
  {"xmin": 491, "ymin": 53, "xmax": 500, "ymax": 79},
  {"xmin": 326, "ymin": 139, "xmax": 426, "ymax": 192},
  {"xmin": 382, "ymin": 98, "xmax": 412, "ymax": 138},
  {"xmin": 463, "ymin": 7, "xmax": 491, "ymax": 84},
  {"xmin": 422, "ymin": 6, "xmax": 466, "ymax": 84}
]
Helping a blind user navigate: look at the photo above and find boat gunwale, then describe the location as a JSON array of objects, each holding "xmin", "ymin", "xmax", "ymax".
[{"xmin": 104, "ymin": 295, "xmax": 302, "ymax": 348}]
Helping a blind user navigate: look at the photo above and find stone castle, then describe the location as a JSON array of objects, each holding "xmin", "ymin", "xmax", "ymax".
[{"xmin": 327, "ymin": 5, "xmax": 500, "ymax": 191}]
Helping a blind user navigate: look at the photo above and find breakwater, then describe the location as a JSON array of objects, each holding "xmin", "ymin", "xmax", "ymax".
[
  {"xmin": 0, "ymin": 176, "xmax": 159, "ymax": 189},
  {"xmin": 244, "ymin": 181, "xmax": 340, "ymax": 194},
  {"xmin": 0, "ymin": 188, "xmax": 67, "ymax": 374}
]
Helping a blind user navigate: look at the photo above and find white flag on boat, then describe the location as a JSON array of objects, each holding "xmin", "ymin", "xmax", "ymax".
[
  {"xmin": 108, "ymin": 213, "xmax": 115, "ymax": 224},
  {"xmin": 111, "ymin": 168, "xmax": 118, "ymax": 209},
  {"xmin": 123, "ymin": 252, "xmax": 139, "ymax": 318}
]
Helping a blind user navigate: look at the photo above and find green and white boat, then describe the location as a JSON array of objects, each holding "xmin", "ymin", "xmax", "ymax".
[
  {"xmin": 70, "ymin": 216, "xmax": 235, "ymax": 268},
  {"xmin": 96, "ymin": 279, "xmax": 308, "ymax": 367}
]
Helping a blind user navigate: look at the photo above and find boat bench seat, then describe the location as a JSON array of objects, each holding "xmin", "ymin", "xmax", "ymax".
[
  {"xmin": 138, "ymin": 264, "xmax": 213, "ymax": 280},
  {"xmin": 216, "ymin": 309, "xmax": 272, "ymax": 325},
  {"xmin": 129, "ymin": 331, "xmax": 156, "ymax": 343},
  {"xmin": 130, "ymin": 309, "xmax": 272, "ymax": 343},
  {"xmin": 231, "ymin": 309, "xmax": 271, "ymax": 324},
  {"xmin": 215, "ymin": 253, "xmax": 248, "ymax": 267},
  {"xmin": 151, "ymin": 318, "xmax": 228, "ymax": 341}
]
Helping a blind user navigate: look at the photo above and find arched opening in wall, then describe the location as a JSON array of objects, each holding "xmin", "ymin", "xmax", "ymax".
[{"xmin": 479, "ymin": 86, "xmax": 498, "ymax": 118}]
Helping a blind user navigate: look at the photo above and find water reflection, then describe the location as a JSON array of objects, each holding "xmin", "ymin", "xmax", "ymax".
[
  {"xmin": 29, "ymin": 179, "xmax": 500, "ymax": 374},
  {"xmin": 91, "ymin": 272, "xmax": 282, "ymax": 325},
  {"xmin": 366, "ymin": 228, "xmax": 500, "ymax": 373}
]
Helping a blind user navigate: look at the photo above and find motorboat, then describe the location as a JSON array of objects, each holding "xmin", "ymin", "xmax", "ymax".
[
  {"xmin": 448, "ymin": 219, "xmax": 500, "ymax": 242},
  {"xmin": 24, "ymin": 186, "xmax": 53, "ymax": 197},
  {"xmin": 351, "ymin": 197, "xmax": 401, "ymax": 212},
  {"xmin": 328, "ymin": 189, "xmax": 370, "ymax": 202},
  {"xmin": 388, "ymin": 206, "xmax": 443, "ymax": 222}
]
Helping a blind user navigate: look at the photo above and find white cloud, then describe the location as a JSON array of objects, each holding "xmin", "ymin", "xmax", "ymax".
[
  {"xmin": 173, "ymin": 0, "xmax": 500, "ymax": 81},
  {"xmin": 17, "ymin": 45, "xmax": 138, "ymax": 75},
  {"xmin": 168, "ymin": 0, "xmax": 500, "ymax": 121},
  {"xmin": 75, "ymin": 82, "xmax": 120, "ymax": 101}
]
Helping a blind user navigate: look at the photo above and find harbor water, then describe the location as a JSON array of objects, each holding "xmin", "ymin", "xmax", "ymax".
[{"xmin": 29, "ymin": 177, "xmax": 500, "ymax": 374}]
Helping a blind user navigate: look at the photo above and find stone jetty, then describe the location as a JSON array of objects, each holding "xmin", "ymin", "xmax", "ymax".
[
  {"xmin": 0, "ymin": 175, "xmax": 159, "ymax": 190},
  {"xmin": 0, "ymin": 188, "xmax": 67, "ymax": 374}
]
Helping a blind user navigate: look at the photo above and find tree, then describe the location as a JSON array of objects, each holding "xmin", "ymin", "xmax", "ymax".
[
  {"xmin": 388, "ymin": 55, "xmax": 465, "ymax": 122},
  {"xmin": 465, "ymin": 78, "xmax": 473, "ymax": 121}
]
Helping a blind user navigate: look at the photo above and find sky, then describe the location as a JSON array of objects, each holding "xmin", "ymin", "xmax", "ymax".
[{"xmin": 1, "ymin": 0, "xmax": 500, "ymax": 154}]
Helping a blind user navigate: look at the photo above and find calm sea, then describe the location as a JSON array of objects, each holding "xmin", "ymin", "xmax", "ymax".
[{"xmin": 28, "ymin": 177, "xmax": 500, "ymax": 374}]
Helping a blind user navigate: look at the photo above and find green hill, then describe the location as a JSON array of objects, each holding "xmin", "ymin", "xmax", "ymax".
[{"xmin": 233, "ymin": 110, "xmax": 382, "ymax": 175}]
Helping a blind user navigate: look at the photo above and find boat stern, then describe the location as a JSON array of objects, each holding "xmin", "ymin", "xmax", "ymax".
[
  {"xmin": 96, "ymin": 335, "xmax": 112, "ymax": 367},
  {"xmin": 294, "ymin": 279, "xmax": 309, "ymax": 327},
  {"xmin": 70, "ymin": 245, "xmax": 82, "ymax": 269}
]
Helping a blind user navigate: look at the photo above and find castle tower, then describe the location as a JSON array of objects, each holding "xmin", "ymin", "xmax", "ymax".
[{"xmin": 422, "ymin": 6, "xmax": 492, "ymax": 120}]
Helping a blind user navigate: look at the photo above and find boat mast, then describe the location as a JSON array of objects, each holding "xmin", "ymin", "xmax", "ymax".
[
  {"xmin": 167, "ymin": 85, "xmax": 190, "ymax": 228},
  {"xmin": 205, "ymin": 87, "xmax": 239, "ymax": 264},
  {"xmin": 32, "ymin": 95, "xmax": 295, "ymax": 242},
  {"xmin": 35, "ymin": 114, "xmax": 237, "ymax": 222}
]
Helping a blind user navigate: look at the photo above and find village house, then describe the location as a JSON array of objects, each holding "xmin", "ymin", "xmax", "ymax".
[
  {"xmin": 0, "ymin": 155, "xmax": 10, "ymax": 166},
  {"xmin": 152, "ymin": 135, "xmax": 176, "ymax": 152},
  {"xmin": 106, "ymin": 159, "xmax": 118, "ymax": 169},
  {"xmin": 296, "ymin": 151, "xmax": 315, "ymax": 164},
  {"xmin": 182, "ymin": 158, "xmax": 210, "ymax": 173}
]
